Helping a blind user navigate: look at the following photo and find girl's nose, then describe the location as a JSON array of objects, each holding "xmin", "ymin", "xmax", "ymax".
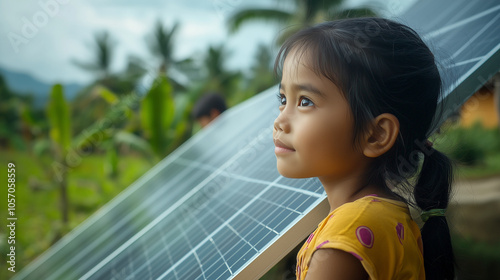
[{"xmin": 274, "ymin": 112, "xmax": 290, "ymax": 133}]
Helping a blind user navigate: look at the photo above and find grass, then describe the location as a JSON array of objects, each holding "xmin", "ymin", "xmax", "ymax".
[{"xmin": 0, "ymin": 149, "xmax": 153, "ymax": 280}]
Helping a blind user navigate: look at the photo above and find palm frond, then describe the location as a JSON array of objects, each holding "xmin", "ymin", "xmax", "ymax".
[
  {"xmin": 71, "ymin": 58, "xmax": 102, "ymax": 73},
  {"xmin": 227, "ymin": 8, "xmax": 292, "ymax": 33},
  {"xmin": 94, "ymin": 31, "xmax": 114, "ymax": 75},
  {"xmin": 71, "ymin": 30, "xmax": 114, "ymax": 77}
]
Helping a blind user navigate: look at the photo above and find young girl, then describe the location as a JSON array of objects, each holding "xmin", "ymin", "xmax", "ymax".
[{"xmin": 273, "ymin": 18, "xmax": 454, "ymax": 280}]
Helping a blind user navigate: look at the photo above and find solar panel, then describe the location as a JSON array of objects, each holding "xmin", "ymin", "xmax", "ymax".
[
  {"xmin": 15, "ymin": 0, "xmax": 500, "ymax": 279},
  {"xmin": 404, "ymin": 0, "xmax": 500, "ymax": 126}
]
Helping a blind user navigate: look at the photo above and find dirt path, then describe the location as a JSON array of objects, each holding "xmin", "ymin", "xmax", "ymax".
[
  {"xmin": 448, "ymin": 175, "xmax": 500, "ymax": 243},
  {"xmin": 452, "ymin": 175, "xmax": 500, "ymax": 204}
]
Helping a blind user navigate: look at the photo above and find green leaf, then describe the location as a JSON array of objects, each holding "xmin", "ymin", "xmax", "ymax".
[
  {"xmin": 113, "ymin": 131, "xmax": 153, "ymax": 156},
  {"xmin": 97, "ymin": 86, "xmax": 119, "ymax": 104},
  {"xmin": 173, "ymin": 94, "xmax": 190, "ymax": 125},
  {"xmin": 46, "ymin": 84, "xmax": 71, "ymax": 151},
  {"xmin": 33, "ymin": 139, "xmax": 51, "ymax": 157},
  {"xmin": 140, "ymin": 76, "xmax": 175, "ymax": 156}
]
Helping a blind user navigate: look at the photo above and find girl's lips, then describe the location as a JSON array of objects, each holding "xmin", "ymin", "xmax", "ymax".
[{"xmin": 274, "ymin": 139, "xmax": 295, "ymax": 153}]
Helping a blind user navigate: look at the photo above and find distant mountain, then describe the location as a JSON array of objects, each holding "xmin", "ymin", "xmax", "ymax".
[{"xmin": 0, "ymin": 66, "xmax": 84, "ymax": 108}]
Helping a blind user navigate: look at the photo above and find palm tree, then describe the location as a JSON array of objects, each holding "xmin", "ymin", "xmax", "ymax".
[
  {"xmin": 202, "ymin": 45, "xmax": 241, "ymax": 100},
  {"xmin": 147, "ymin": 20, "xmax": 178, "ymax": 74},
  {"xmin": 227, "ymin": 0, "xmax": 377, "ymax": 43},
  {"xmin": 146, "ymin": 20, "xmax": 197, "ymax": 91},
  {"xmin": 73, "ymin": 31, "xmax": 114, "ymax": 80},
  {"xmin": 72, "ymin": 31, "xmax": 147, "ymax": 96}
]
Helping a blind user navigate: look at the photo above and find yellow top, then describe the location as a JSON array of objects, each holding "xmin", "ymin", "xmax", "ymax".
[{"xmin": 296, "ymin": 195, "xmax": 424, "ymax": 280}]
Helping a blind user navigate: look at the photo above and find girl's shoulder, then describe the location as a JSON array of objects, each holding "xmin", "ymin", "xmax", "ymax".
[
  {"xmin": 303, "ymin": 196, "xmax": 423, "ymax": 280},
  {"xmin": 320, "ymin": 196, "xmax": 413, "ymax": 237}
]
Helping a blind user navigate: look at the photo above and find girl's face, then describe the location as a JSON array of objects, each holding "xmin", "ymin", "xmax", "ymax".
[{"xmin": 273, "ymin": 49, "xmax": 368, "ymax": 182}]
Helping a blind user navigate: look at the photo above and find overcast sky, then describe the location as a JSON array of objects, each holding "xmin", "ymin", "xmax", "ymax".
[{"xmin": 0, "ymin": 0, "xmax": 416, "ymax": 85}]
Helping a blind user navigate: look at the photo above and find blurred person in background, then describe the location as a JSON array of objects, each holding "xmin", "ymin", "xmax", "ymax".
[{"xmin": 192, "ymin": 93, "xmax": 227, "ymax": 128}]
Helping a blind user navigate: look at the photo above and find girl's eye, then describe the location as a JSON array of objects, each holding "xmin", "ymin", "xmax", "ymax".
[
  {"xmin": 277, "ymin": 94, "xmax": 286, "ymax": 105},
  {"xmin": 299, "ymin": 97, "xmax": 314, "ymax": 107}
]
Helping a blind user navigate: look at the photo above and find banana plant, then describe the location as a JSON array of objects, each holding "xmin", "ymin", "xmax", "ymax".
[
  {"xmin": 46, "ymin": 84, "xmax": 71, "ymax": 225},
  {"xmin": 40, "ymin": 84, "xmax": 155, "ymax": 227},
  {"xmin": 73, "ymin": 86, "xmax": 155, "ymax": 178},
  {"xmin": 141, "ymin": 76, "xmax": 175, "ymax": 157},
  {"xmin": 140, "ymin": 75, "xmax": 194, "ymax": 158},
  {"xmin": 39, "ymin": 79, "xmax": 192, "ymax": 228}
]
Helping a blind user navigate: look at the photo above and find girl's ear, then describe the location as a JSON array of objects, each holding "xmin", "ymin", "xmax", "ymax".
[{"xmin": 363, "ymin": 113, "xmax": 400, "ymax": 158}]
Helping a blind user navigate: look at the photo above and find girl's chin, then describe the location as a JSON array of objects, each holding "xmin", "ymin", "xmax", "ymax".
[{"xmin": 276, "ymin": 165, "xmax": 311, "ymax": 179}]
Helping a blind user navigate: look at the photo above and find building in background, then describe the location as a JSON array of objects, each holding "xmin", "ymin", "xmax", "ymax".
[{"xmin": 460, "ymin": 73, "xmax": 500, "ymax": 128}]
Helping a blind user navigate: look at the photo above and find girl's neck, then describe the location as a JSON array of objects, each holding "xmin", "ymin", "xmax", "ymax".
[{"xmin": 319, "ymin": 175, "xmax": 394, "ymax": 213}]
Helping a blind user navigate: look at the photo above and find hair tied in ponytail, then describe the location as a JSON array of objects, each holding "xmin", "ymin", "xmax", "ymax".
[
  {"xmin": 425, "ymin": 140, "xmax": 433, "ymax": 148},
  {"xmin": 420, "ymin": 208, "xmax": 446, "ymax": 222}
]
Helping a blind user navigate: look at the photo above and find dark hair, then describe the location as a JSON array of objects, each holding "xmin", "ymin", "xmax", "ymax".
[
  {"xmin": 192, "ymin": 93, "xmax": 227, "ymax": 119},
  {"xmin": 275, "ymin": 18, "xmax": 454, "ymax": 279}
]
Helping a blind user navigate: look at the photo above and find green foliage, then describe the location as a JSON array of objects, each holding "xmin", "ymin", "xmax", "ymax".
[
  {"xmin": 201, "ymin": 45, "xmax": 242, "ymax": 100},
  {"xmin": 140, "ymin": 76, "xmax": 175, "ymax": 157},
  {"xmin": 434, "ymin": 124, "xmax": 500, "ymax": 178},
  {"xmin": 71, "ymin": 90, "xmax": 154, "ymax": 177},
  {"xmin": 46, "ymin": 84, "xmax": 71, "ymax": 152},
  {"xmin": 435, "ymin": 124, "xmax": 500, "ymax": 163},
  {"xmin": 72, "ymin": 89, "xmax": 132, "ymax": 148},
  {"xmin": 0, "ymin": 150, "xmax": 152, "ymax": 280},
  {"xmin": 0, "ymin": 74, "xmax": 40, "ymax": 150},
  {"xmin": 0, "ymin": 73, "xmax": 13, "ymax": 99},
  {"xmin": 248, "ymin": 44, "xmax": 277, "ymax": 95},
  {"xmin": 227, "ymin": 8, "xmax": 292, "ymax": 33}
]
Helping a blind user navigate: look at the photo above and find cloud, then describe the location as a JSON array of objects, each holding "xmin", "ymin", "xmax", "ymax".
[{"xmin": 0, "ymin": 0, "xmax": 249, "ymax": 84}]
